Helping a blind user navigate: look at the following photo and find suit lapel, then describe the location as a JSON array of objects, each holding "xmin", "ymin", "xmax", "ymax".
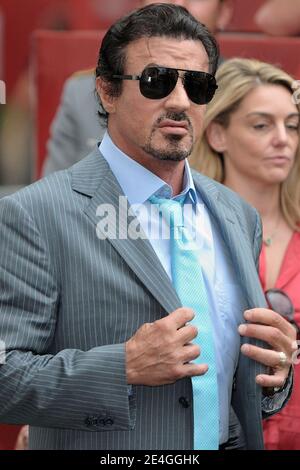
[
  {"xmin": 192, "ymin": 172, "xmax": 265, "ymax": 308},
  {"xmin": 71, "ymin": 149, "xmax": 264, "ymax": 313},
  {"xmin": 71, "ymin": 147, "xmax": 181, "ymax": 315}
]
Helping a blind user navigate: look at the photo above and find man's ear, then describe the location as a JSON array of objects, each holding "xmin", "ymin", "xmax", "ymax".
[
  {"xmin": 95, "ymin": 76, "xmax": 116, "ymax": 114},
  {"xmin": 206, "ymin": 122, "xmax": 227, "ymax": 153},
  {"xmin": 216, "ymin": 0, "xmax": 234, "ymax": 31}
]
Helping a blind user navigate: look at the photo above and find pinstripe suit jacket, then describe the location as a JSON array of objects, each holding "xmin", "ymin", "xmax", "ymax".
[{"xmin": 0, "ymin": 147, "xmax": 283, "ymax": 449}]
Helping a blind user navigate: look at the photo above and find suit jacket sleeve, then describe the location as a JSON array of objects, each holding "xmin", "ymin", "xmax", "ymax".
[{"xmin": 0, "ymin": 196, "xmax": 136, "ymax": 431}]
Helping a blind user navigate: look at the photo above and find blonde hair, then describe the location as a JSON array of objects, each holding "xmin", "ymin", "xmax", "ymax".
[{"xmin": 190, "ymin": 58, "xmax": 300, "ymax": 230}]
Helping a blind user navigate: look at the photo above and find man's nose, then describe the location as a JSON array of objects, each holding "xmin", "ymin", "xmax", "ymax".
[{"xmin": 164, "ymin": 78, "xmax": 191, "ymax": 112}]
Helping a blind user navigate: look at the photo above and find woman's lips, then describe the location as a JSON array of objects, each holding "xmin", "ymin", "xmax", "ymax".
[{"xmin": 265, "ymin": 156, "xmax": 291, "ymax": 164}]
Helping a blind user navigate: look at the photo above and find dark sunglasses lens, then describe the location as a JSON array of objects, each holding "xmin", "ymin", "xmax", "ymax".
[
  {"xmin": 184, "ymin": 72, "xmax": 217, "ymax": 105},
  {"xmin": 140, "ymin": 67, "xmax": 177, "ymax": 99},
  {"xmin": 265, "ymin": 290, "xmax": 294, "ymax": 321}
]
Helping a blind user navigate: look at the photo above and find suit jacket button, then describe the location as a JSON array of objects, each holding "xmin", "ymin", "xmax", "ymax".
[
  {"xmin": 85, "ymin": 416, "xmax": 97, "ymax": 427},
  {"xmin": 179, "ymin": 397, "xmax": 190, "ymax": 408}
]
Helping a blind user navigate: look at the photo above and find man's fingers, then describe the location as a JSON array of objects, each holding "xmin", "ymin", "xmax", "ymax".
[
  {"xmin": 255, "ymin": 372, "xmax": 287, "ymax": 389},
  {"xmin": 241, "ymin": 343, "xmax": 292, "ymax": 369},
  {"xmin": 166, "ymin": 307, "xmax": 195, "ymax": 329},
  {"xmin": 177, "ymin": 324, "xmax": 198, "ymax": 344},
  {"xmin": 184, "ymin": 362, "xmax": 208, "ymax": 378},
  {"xmin": 243, "ymin": 309, "xmax": 296, "ymax": 339},
  {"xmin": 238, "ymin": 323, "xmax": 294, "ymax": 352},
  {"xmin": 181, "ymin": 343, "xmax": 201, "ymax": 363}
]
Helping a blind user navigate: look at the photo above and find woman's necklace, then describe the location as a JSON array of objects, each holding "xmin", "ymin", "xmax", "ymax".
[{"xmin": 263, "ymin": 213, "xmax": 281, "ymax": 247}]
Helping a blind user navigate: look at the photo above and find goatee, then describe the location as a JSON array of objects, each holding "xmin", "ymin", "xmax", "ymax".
[{"xmin": 143, "ymin": 112, "xmax": 194, "ymax": 161}]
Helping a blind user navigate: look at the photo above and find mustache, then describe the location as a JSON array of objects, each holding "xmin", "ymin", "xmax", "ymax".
[{"xmin": 156, "ymin": 112, "xmax": 192, "ymax": 128}]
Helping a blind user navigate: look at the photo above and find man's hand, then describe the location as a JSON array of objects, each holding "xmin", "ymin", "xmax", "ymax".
[
  {"xmin": 125, "ymin": 308, "xmax": 208, "ymax": 386},
  {"xmin": 238, "ymin": 308, "xmax": 297, "ymax": 390}
]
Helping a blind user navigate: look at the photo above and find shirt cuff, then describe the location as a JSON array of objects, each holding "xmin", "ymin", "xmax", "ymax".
[{"xmin": 261, "ymin": 366, "xmax": 294, "ymax": 417}]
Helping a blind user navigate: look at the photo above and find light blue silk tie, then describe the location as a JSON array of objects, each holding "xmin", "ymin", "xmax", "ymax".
[{"xmin": 149, "ymin": 194, "xmax": 219, "ymax": 450}]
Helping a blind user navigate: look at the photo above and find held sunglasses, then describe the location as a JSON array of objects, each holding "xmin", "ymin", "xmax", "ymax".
[
  {"xmin": 113, "ymin": 65, "xmax": 218, "ymax": 105},
  {"xmin": 265, "ymin": 288, "xmax": 300, "ymax": 336}
]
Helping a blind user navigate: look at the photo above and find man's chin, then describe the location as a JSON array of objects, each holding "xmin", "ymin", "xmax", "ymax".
[
  {"xmin": 144, "ymin": 145, "xmax": 191, "ymax": 162},
  {"xmin": 160, "ymin": 153, "xmax": 188, "ymax": 162}
]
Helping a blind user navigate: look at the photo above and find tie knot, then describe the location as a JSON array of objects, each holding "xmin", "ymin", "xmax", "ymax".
[{"xmin": 149, "ymin": 194, "xmax": 185, "ymax": 228}]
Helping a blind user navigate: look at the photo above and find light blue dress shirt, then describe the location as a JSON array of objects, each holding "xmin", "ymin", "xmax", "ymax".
[{"xmin": 99, "ymin": 132, "xmax": 247, "ymax": 444}]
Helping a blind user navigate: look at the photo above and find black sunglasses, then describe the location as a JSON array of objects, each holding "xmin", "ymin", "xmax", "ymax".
[
  {"xmin": 265, "ymin": 288, "xmax": 300, "ymax": 336},
  {"xmin": 113, "ymin": 66, "xmax": 218, "ymax": 105}
]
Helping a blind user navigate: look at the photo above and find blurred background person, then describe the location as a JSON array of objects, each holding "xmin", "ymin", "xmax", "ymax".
[
  {"xmin": 255, "ymin": 0, "xmax": 300, "ymax": 36},
  {"xmin": 0, "ymin": 0, "xmax": 71, "ymax": 187},
  {"xmin": 143, "ymin": 0, "xmax": 233, "ymax": 33},
  {"xmin": 190, "ymin": 58, "xmax": 300, "ymax": 450},
  {"xmin": 41, "ymin": 67, "xmax": 105, "ymax": 176},
  {"xmin": 0, "ymin": 0, "xmax": 134, "ymax": 191},
  {"xmin": 42, "ymin": 0, "xmax": 234, "ymax": 176}
]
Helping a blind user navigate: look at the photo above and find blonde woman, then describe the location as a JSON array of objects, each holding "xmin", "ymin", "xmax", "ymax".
[{"xmin": 190, "ymin": 58, "xmax": 300, "ymax": 449}]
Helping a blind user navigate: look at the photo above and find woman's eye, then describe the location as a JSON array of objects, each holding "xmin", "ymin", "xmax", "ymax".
[
  {"xmin": 253, "ymin": 123, "xmax": 268, "ymax": 130},
  {"xmin": 286, "ymin": 123, "xmax": 300, "ymax": 131}
]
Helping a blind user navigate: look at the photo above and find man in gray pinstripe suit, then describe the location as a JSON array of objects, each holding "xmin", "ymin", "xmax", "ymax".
[{"xmin": 0, "ymin": 4, "xmax": 296, "ymax": 450}]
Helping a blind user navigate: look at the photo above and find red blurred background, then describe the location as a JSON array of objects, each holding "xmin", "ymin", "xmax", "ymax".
[{"xmin": 0, "ymin": 0, "xmax": 299, "ymax": 449}]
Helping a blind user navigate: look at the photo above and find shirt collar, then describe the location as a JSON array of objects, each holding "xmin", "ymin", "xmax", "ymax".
[{"xmin": 99, "ymin": 132, "xmax": 197, "ymax": 206}]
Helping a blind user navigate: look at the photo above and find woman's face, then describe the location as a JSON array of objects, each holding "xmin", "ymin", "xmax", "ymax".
[{"xmin": 208, "ymin": 84, "xmax": 300, "ymax": 186}]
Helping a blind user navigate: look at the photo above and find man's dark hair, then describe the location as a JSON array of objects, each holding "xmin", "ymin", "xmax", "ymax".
[{"xmin": 95, "ymin": 3, "xmax": 219, "ymax": 119}]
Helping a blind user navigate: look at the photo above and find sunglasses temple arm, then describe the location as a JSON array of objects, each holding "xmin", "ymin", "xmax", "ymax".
[{"xmin": 112, "ymin": 74, "xmax": 141, "ymax": 81}]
